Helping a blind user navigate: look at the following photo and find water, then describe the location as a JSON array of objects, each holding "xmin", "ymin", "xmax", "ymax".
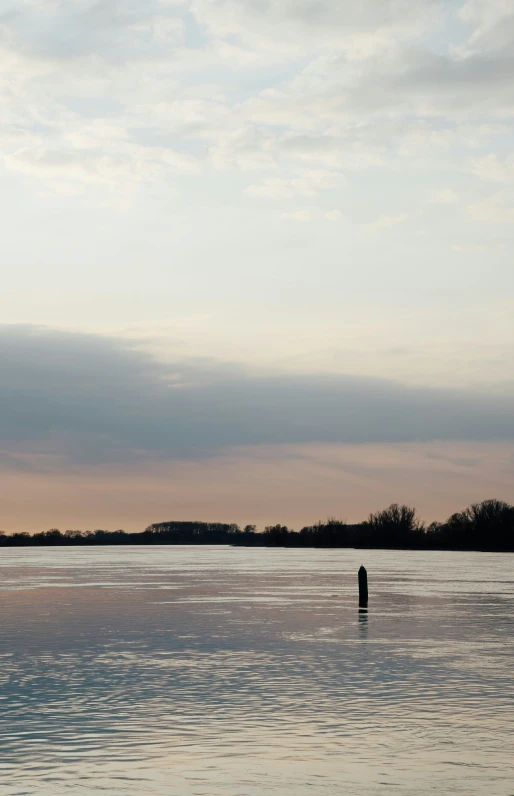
[{"xmin": 0, "ymin": 546, "xmax": 513, "ymax": 795}]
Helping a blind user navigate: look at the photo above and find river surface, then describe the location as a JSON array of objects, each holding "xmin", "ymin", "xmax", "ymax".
[{"xmin": 0, "ymin": 546, "xmax": 513, "ymax": 795}]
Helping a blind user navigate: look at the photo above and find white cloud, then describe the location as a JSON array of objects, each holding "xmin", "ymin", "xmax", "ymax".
[
  {"xmin": 191, "ymin": 0, "xmax": 438, "ymax": 59},
  {"xmin": 325, "ymin": 209, "xmax": 343, "ymax": 221},
  {"xmin": 0, "ymin": 0, "xmax": 513, "ymax": 364},
  {"xmin": 458, "ymin": 0, "xmax": 514, "ymax": 54},
  {"xmin": 244, "ymin": 179, "xmax": 295, "ymax": 199},
  {"xmin": 467, "ymin": 195, "xmax": 514, "ymax": 223},
  {"xmin": 366, "ymin": 213, "xmax": 410, "ymax": 230},
  {"xmin": 281, "ymin": 210, "xmax": 312, "ymax": 222},
  {"xmin": 452, "ymin": 244, "xmax": 489, "ymax": 254},
  {"xmin": 471, "ymin": 154, "xmax": 514, "ymax": 183},
  {"xmin": 244, "ymin": 170, "xmax": 338, "ymax": 199},
  {"xmin": 2, "ymin": 0, "xmax": 187, "ymax": 62},
  {"xmin": 1, "ymin": 0, "xmax": 513, "ymax": 210},
  {"xmin": 4, "ymin": 141, "xmax": 200, "ymax": 196},
  {"xmin": 429, "ymin": 189, "xmax": 458, "ymax": 204}
]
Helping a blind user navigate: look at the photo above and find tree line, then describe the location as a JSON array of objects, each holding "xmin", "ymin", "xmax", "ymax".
[{"xmin": 1, "ymin": 499, "xmax": 513, "ymax": 551}]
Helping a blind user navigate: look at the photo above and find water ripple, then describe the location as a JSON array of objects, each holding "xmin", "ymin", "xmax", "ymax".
[{"xmin": 1, "ymin": 547, "xmax": 513, "ymax": 795}]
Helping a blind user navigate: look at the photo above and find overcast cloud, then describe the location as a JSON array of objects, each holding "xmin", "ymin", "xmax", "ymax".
[{"xmin": 1, "ymin": 325, "xmax": 514, "ymax": 470}]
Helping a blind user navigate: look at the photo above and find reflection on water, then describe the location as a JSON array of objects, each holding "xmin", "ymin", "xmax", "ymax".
[
  {"xmin": 0, "ymin": 547, "xmax": 513, "ymax": 795},
  {"xmin": 358, "ymin": 609, "xmax": 368, "ymax": 641}
]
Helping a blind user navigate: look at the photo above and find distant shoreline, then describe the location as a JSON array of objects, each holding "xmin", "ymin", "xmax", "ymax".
[{"xmin": 1, "ymin": 499, "xmax": 513, "ymax": 552}]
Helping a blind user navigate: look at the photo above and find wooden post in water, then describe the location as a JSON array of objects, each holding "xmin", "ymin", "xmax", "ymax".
[{"xmin": 358, "ymin": 565, "xmax": 368, "ymax": 609}]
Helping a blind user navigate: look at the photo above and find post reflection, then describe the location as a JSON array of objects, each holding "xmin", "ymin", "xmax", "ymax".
[{"xmin": 358, "ymin": 608, "xmax": 368, "ymax": 639}]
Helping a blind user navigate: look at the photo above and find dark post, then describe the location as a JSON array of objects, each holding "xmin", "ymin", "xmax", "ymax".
[{"xmin": 358, "ymin": 565, "xmax": 368, "ymax": 608}]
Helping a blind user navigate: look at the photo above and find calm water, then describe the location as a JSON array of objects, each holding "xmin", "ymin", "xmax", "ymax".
[{"xmin": 0, "ymin": 546, "xmax": 513, "ymax": 795}]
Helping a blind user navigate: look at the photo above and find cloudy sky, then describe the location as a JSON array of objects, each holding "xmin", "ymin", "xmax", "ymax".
[{"xmin": 1, "ymin": 0, "xmax": 514, "ymax": 532}]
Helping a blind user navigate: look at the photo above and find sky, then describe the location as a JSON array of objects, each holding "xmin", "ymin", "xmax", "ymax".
[{"xmin": 1, "ymin": 0, "xmax": 514, "ymax": 532}]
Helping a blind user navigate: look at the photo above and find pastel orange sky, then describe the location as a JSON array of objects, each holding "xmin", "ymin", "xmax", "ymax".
[{"xmin": 3, "ymin": 442, "xmax": 514, "ymax": 534}]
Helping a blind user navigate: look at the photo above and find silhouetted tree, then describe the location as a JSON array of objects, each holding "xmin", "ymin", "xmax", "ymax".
[
  {"xmin": 443, "ymin": 499, "xmax": 514, "ymax": 550},
  {"xmin": 367, "ymin": 504, "xmax": 423, "ymax": 547},
  {"xmin": 300, "ymin": 517, "xmax": 348, "ymax": 547},
  {"xmin": 263, "ymin": 524, "xmax": 291, "ymax": 546}
]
